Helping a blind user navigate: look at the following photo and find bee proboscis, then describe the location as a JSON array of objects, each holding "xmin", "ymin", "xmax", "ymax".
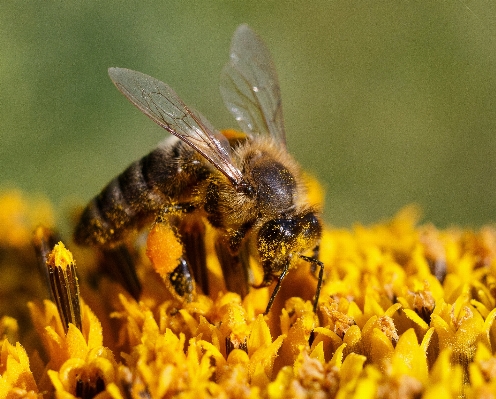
[{"xmin": 74, "ymin": 24, "xmax": 324, "ymax": 314}]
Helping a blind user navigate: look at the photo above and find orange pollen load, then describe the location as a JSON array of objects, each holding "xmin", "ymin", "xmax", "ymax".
[{"xmin": 146, "ymin": 222, "xmax": 183, "ymax": 277}]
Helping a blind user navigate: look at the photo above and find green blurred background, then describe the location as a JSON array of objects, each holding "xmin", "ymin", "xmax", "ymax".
[{"xmin": 1, "ymin": 1, "xmax": 496, "ymax": 231}]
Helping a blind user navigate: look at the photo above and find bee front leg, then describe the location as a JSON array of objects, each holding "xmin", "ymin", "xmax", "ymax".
[
  {"xmin": 262, "ymin": 260, "xmax": 290, "ymax": 315},
  {"xmin": 300, "ymin": 255, "xmax": 324, "ymax": 313},
  {"xmin": 306, "ymin": 244, "xmax": 325, "ymax": 286},
  {"xmin": 311, "ymin": 245, "xmax": 320, "ymax": 274}
]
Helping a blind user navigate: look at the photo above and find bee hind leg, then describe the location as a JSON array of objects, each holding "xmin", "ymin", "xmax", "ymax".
[
  {"xmin": 178, "ymin": 216, "xmax": 209, "ymax": 296},
  {"xmin": 168, "ymin": 257, "xmax": 195, "ymax": 303},
  {"xmin": 150, "ymin": 205, "xmax": 200, "ymax": 303}
]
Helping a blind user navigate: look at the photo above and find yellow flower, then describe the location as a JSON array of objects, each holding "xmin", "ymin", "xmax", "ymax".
[
  {"xmin": 0, "ymin": 338, "xmax": 39, "ymax": 399},
  {"xmin": 0, "ymin": 191, "xmax": 53, "ymax": 248},
  {"xmin": 27, "ymin": 298, "xmax": 117, "ymax": 398},
  {"xmin": 4, "ymin": 189, "xmax": 496, "ymax": 398}
]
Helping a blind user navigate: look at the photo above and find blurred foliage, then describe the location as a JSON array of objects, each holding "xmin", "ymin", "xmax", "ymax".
[{"xmin": 1, "ymin": 1, "xmax": 496, "ymax": 231}]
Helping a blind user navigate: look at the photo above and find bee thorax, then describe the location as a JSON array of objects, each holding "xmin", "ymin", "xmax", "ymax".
[{"xmin": 249, "ymin": 160, "xmax": 296, "ymax": 215}]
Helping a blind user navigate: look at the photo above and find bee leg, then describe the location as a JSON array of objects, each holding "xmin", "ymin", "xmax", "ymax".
[
  {"xmin": 215, "ymin": 238, "xmax": 252, "ymax": 299},
  {"xmin": 101, "ymin": 244, "xmax": 142, "ymax": 300},
  {"xmin": 153, "ymin": 205, "xmax": 199, "ymax": 303},
  {"xmin": 263, "ymin": 261, "xmax": 290, "ymax": 315},
  {"xmin": 178, "ymin": 217, "xmax": 209, "ymax": 295},
  {"xmin": 304, "ymin": 244, "xmax": 321, "ymax": 277},
  {"xmin": 310, "ymin": 245, "xmax": 320, "ymax": 275},
  {"xmin": 300, "ymin": 255, "xmax": 324, "ymax": 313},
  {"xmin": 168, "ymin": 257, "xmax": 195, "ymax": 303},
  {"xmin": 159, "ymin": 202, "xmax": 197, "ymax": 216}
]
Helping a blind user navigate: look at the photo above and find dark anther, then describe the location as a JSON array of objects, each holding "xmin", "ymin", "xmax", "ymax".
[
  {"xmin": 75, "ymin": 375, "xmax": 105, "ymax": 399},
  {"xmin": 308, "ymin": 330, "xmax": 316, "ymax": 347}
]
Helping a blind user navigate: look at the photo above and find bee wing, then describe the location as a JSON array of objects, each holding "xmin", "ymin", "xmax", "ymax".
[
  {"xmin": 108, "ymin": 67, "xmax": 245, "ymax": 187},
  {"xmin": 220, "ymin": 24, "xmax": 286, "ymax": 146}
]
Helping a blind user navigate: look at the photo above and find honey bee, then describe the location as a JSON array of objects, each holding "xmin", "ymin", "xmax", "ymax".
[{"xmin": 74, "ymin": 24, "xmax": 324, "ymax": 314}]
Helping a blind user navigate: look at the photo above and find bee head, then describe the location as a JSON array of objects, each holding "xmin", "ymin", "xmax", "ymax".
[{"xmin": 257, "ymin": 211, "xmax": 321, "ymax": 273}]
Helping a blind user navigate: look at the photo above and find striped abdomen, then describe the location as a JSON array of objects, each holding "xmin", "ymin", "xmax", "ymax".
[{"xmin": 74, "ymin": 137, "xmax": 210, "ymax": 247}]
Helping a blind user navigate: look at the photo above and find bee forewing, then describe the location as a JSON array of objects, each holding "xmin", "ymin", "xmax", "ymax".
[
  {"xmin": 220, "ymin": 24, "xmax": 286, "ymax": 146},
  {"xmin": 108, "ymin": 67, "xmax": 244, "ymax": 186}
]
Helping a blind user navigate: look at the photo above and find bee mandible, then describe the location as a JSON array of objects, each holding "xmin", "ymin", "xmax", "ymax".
[{"xmin": 74, "ymin": 24, "xmax": 324, "ymax": 314}]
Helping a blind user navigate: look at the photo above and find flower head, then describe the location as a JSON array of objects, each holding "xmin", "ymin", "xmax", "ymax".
[{"xmin": 2, "ymin": 191, "xmax": 496, "ymax": 398}]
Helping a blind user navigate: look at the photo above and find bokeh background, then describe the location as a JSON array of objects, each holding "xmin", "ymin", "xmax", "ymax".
[{"xmin": 2, "ymin": 1, "xmax": 496, "ymax": 233}]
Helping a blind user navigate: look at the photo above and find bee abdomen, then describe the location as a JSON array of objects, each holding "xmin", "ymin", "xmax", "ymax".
[
  {"xmin": 74, "ymin": 158, "xmax": 157, "ymax": 246},
  {"xmin": 74, "ymin": 139, "xmax": 210, "ymax": 247}
]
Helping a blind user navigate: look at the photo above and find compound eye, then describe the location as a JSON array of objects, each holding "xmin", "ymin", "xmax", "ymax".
[{"xmin": 297, "ymin": 212, "xmax": 322, "ymax": 243}]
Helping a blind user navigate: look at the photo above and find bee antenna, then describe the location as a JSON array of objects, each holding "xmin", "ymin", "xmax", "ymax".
[{"xmin": 300, "ymin": 255, "xmax": 324, "ymax": 313}]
